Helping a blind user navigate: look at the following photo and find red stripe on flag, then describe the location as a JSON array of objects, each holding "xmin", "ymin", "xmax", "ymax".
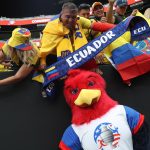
[
  {"xmin": 21, "ymin": 46, "xmax": 33, "ymax": 51},
  {"xmin": 47, "ymin": 73, "xmax": 59, "ymax": 80},
  {"xmin": 116, "ymin": 54, "xmax": 150, "ymax": 80}
]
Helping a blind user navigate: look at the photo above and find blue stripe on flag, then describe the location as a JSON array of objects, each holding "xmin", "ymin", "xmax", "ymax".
[{"xmin": 112, "ymin": 44, "xmax": 143, "ymax": 65}]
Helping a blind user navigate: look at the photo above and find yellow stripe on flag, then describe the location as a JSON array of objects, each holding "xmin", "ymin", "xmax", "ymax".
[
  {"xmin": 45, "ymin": 66, "xmax": 55, "ymax": 73},
  {"xmin": 32, "ymin": 74, "xmax": 44, "ymax": 83}
]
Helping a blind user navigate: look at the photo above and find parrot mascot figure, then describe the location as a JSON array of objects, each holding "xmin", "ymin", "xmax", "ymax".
[{"xmin": 59, "ymin": 69, "xmax": 149, "ymax": 150}]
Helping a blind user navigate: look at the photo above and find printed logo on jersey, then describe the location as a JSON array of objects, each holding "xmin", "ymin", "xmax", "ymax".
[{"xmin": 94, "ymin": 122, "xmax": 120, "ymax": 149}]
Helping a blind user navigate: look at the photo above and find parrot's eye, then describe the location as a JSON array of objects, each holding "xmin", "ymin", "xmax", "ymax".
[
  {"xmin": 71, "ymin": 88, "xmax": 78, "ymax": 95},
  {"xmin": 88, "ymin": 81, "xmax": 95, "ymax": 86}
]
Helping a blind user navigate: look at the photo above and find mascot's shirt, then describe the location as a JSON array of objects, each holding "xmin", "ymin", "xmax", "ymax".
[
  {"xmin": 59, "ymin": 105, "xmax": 144, "ymax": 150},
  {"xmin": 40, "ymin": 16, "xmax": 90, "ymax": 64}
]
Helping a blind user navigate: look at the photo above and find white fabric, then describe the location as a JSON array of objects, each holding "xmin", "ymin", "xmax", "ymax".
[{"xmin": 72, "ymin": 105, "xmax": 133, "ymax": 150}]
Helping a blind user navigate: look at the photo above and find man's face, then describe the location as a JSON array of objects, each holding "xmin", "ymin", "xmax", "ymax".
[
  {"xmin": 61, "ymin": 9, "xmax": 78, "ymax": 30},
  {"xmin": 78, "ymin": 9, "xmax": 90, "ymax": 19},
  {"xmin": 93, "ymin": 5, "xmax": 104, "ymax": 18},
  {"xmin": 116, "ymin": 5, "xmax": 127, "ymax": 15}
]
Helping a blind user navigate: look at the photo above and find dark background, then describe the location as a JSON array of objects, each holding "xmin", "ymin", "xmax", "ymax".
[
  {"xmin": 0, "ymin": 0, "xmax": 149, "ymax": 18},
  {"xmin": 0, "ymin": 0, "xmax": 150, "ymax": 149},
  {"xmin": 0, "ymin": 65, "xmax": 150, "ymax": 150}
]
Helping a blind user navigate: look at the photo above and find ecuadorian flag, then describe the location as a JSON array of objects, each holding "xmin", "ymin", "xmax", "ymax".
[
  {"xmin": 32, "ymin": 65, "xmax": 59, "ymax": 83},
  {"xmin": 104, "ymin": 12, "xmax": 150, "ymax": 83}
]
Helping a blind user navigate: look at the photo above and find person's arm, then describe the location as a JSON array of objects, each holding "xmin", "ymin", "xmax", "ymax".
[
  {"xmin": 40, "ymin": 57, "xmax": 47, "ymax": 70},
  {"xmin": 130, "ymin": 9, "xmax": 138, "ymax": 16},
  {"xmin": 91, "ymin": 21, "xmax": 115, "ymax": 32},
  {"xmin": 79, "ymin": 16, "xmax": 115, "ymax": 32},
  {"xmin": 0, "ymin": 64, "xmax": 33, "ymax": 85},
  {"xmin": 106, "ymin": 0, "xmax": 116, "ymax": 23},
  {"xmin": 100, "ymin": 16, "xmax": 108, "ymax": 23}
]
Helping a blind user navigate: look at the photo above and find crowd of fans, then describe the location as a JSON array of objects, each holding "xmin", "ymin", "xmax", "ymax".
[{"xmin": 0, "ymin": 0, "xmax": 149, "ymax": 93}]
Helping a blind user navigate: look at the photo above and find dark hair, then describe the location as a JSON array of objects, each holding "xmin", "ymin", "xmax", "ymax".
[
  {"xmin": 78, "ymin": 3, "xmax": 91, "ymax": 12},
  {"xmin": 62, "ymin": 2, "xmax": 78, "ymax": 12}
]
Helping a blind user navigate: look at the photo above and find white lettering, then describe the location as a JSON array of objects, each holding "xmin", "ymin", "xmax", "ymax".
[
  {"xmin": 134, "ymin": 26, "xmax": 146, "ymax": 34},
  {"xmin": 66, "ymin": 57, "xmax": 76, "ymax": 67},
  {"xmin": 73, "ymin": 54, "xmax": 82, "ymax": 62},
  {"xmin": 66, "ymin": 30, "xmax": 116, "ymax": 68},
  {"xmin": 87, "ymin": 46, "xmax": 96, "ymax": 55},
  {"xmin": 106, "ymin": 31, "xmax": 116, "ymax": 39},
  {"xmin": 32, "ymin": 19, "xmax": 50, "ymax": 23},
  {"xmin": 79, "ymin": 50, "xmax": 88, "ymax": 58},
  {"xmin": 93, "ymin": 40, "xmax": 101, "ymax": 49},
  {"xmin": 100, "ymin": 36, "xmax": 108, "ymax": 43}
]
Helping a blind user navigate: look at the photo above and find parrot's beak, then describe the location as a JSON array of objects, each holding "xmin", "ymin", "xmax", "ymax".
[{"xmin": 74, "ymin": 89, "xmax": 101, "ymax": 107}]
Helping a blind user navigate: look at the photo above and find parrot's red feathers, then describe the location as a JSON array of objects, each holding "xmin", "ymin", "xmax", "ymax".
[{"xmin": 64, "ymin": 69, "xmax": 118, "ymax": 125}]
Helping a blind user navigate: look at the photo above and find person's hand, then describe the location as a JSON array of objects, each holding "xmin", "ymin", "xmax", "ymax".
[
  {"xmin": 61, "ymin": 51, "xmax": 70, "ymax": 58},
  {"xmin": 108, "ymin": 0, "xmax": 116, "ymax": 5},
  {"xmin": 100, "ymin": 17, "xmax": 107, "ymax": 23},
  {"xmin": 2, "ymin": 61, "xmax": 12, "ymax": 69},
  {"xmin": 95, "ymin": 53, "xmax": 106, "ymax": 64},
  {"xmin": 39, "ymin": 64, "xmax": 46, "ymax": 70},
  {"xmin": 131, "ymin": 9, "xmax": 138, "ymax": 16},
  {"xmin": 60, "ymin": 75, "xmax": 67, "ymax": 80}
]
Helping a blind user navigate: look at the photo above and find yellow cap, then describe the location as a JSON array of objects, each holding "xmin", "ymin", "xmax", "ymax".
[{"xmin": 7, "ymin": 28, "xmax": 32, "ymax": 51}]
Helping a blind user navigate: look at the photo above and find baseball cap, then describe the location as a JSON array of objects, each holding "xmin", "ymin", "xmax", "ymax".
[
  {"xmin": 7, "ymin": 28, "xmax": 33, "ymax": 51},
  {"xmin": 116, "ymin": 0, "xmax": 128, "ymax": 7},
  {"xmin": 92, "ymin": 2, "xmax": 103, "ymax": 10}
]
